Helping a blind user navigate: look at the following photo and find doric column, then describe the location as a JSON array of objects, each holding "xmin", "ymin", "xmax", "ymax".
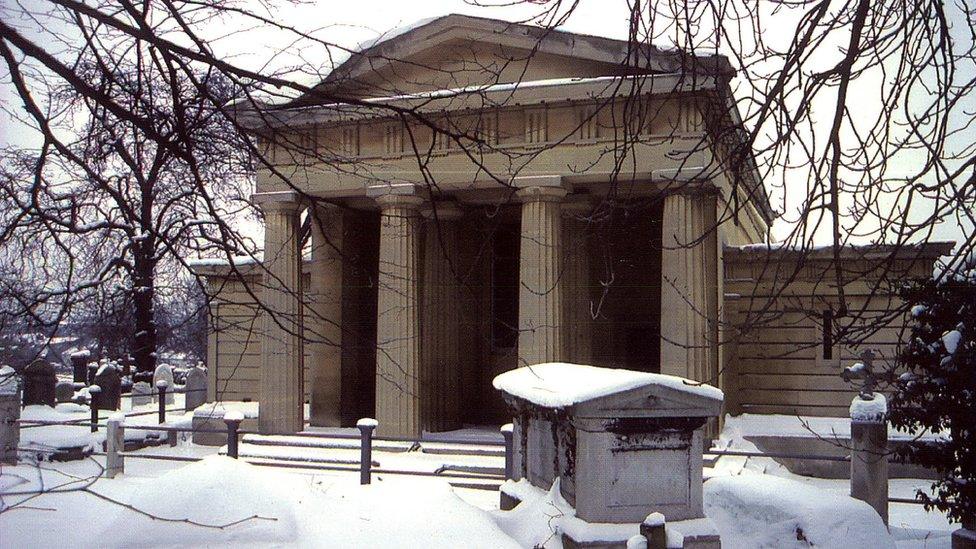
[
  {"xmin": 562, "ymin": 199, "xmax": 593, "ymax": 365},
  {"xmin": 308, "ymin": 204, "xmax": 343, "ymax": 427},
  {"xmin": 660, "ymin": 192, "xmax": 719, "ymax": 383},
  {"xmin": 421, "ymin": 203, "xmax": 463, "ymax": 432},
  {"xmin": 369, "ymin": 184, "xmax": 424, "ymax": 438},
  {"xmin": 516, "ymin": 176, "xmax": 568, "ymax": 367},
  {"xmin": 255, "ymin": 191, "xmax": 304, "ymax": 434}
]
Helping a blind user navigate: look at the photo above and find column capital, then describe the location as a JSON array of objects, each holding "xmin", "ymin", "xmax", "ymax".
[
  {"xmin": 252, "ymin": 191, "xmax": 303, "ymax": 212},
  {"xmin": 516, "ymin": 185, "xmax": 568, "ymax": 203},
  {"xmin": 366, "ymin": 183, "xmax": 425, "ymax": 210}
]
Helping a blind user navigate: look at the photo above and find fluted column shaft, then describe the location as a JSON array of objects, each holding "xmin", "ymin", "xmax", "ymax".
[
  {"xmin": 421, "ymin": 205, "xmax": 463, "ymax": 432},
  {"xmin": 309, "ymin": 205, "xmax": 343, "ymax": 427},
  {"xmin": 517, "ymin": 185, "xmax": 568, "ymax": 366},
  {"xmin": 374, "ymin": 193, "xmax": 424, "ymax": 438},
  {"xmin": 257, "ymin": 193, "xmax": 304, "ymax": 434},
  {"xmin": 660, "ymin": 192, "xmax": 718, "ymax": 382}
]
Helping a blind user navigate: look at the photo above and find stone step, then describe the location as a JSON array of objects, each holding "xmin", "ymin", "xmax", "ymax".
[
  {"xmin": 420, "ymin": 445, "xmax": 504, "ymax": 457},
  {"xmin": 229, "ymin": 443, "xmax": 380, "ymax": 467},
  {"xmin": 434, "ymin": 464, "xmax": 505, "ymax": 476},
  {"xmin": 241, "ymin": 434, "xmax": 414, "ymax": 453}
]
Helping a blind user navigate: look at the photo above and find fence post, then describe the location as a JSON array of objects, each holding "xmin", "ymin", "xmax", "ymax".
[
  {"xmin": 0, "ymin": 375, "xmax": 19, "ymax": 465},
  {"xmin": 155, "ymin": 380, "xmax": 168, "ymax": 424},
  {"xmin": 850, "ymin": 393, "xmax": 889, "ymax": 525},
  {"xmin": 224, "ymin": 411, "xmax": 243, "ymax": 459},
  {"xmin": 638, "ymin": 512, "xmax": 667, "ymax": 549},
  {"xmin": 357, "ymin": 418, "xmax": 377, "ymax": 485},
  {"xmin": 105, "ymin": 416, "xmax": 124, "ymax": 478},
  {"xmin": 501, "ymin": 423, "xmax": 514, "ymax": 480},
  {"xmin": 89, "ymin": 385, "xmax": 101, "ymax": 433}
]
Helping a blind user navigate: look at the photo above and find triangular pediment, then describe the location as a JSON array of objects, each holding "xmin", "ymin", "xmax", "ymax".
[{"xmin": 296, "ymin": 14, "xmax": 683, "ymax": 103}]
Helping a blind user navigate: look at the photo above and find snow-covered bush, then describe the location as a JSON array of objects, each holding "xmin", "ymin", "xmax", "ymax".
[{"xmin": 888, "ymin": 277, "xmax": 975, "ymax": 524}]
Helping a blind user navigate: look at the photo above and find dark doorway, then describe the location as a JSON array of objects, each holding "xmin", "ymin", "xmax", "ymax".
[
  {"xmin": 590, "ymin": 201, "xmax": 663, "ymax": 372},
  {"xmin": 340, "ymin": 210, "xmax": 380, "ymax": 426}
]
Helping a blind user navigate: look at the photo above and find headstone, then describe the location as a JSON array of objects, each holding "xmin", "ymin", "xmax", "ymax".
[
  {"xmin": 131, "ymin": 381, "xmax": 152, "ymax": 407},
  {"xmin": 55, "ymin": 381, "xmax": 75, "ymax": 403},
  {"xmin": 92, "ymin": 363, "xmax": 122, "ymax": 411},
  {"xmin": 22, "ymin": 359, "xmax": 56, "ymax": 407},
  {"xmin": 184, "ymin": 366, "xmax": 208, "ymax": 412},
  {"xmin": 152, "ymin": 364, "xmax": 174, "ymax": 405},
  {"xmin": 69, "ymin": 350, "xmax": 91, "ymax": 383},
  {"xmin": 0, "ymin": 365, "xmax": 20, "ymax": 464}
]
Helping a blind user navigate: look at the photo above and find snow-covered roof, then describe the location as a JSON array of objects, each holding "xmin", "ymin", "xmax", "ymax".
[{"xmin": 492, "ymin": 362, "xmax": 723, "ymax": 409}]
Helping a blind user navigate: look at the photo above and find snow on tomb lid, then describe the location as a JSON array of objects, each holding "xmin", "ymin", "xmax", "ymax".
[{"xmin": 492, "ymin": 362, "xmax": 723, "ymax": 409}]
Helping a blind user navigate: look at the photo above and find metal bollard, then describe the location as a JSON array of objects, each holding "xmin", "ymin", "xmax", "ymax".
[
  {"xmin": 357, "ymin": 418, "xmax": 377, "ymax": 485},
  {"xmin": 89, "ymin": 385, "xmax": 101, "ymax": 433},
  {"xmin": 155, "ymin": 380, "xmax": 168, "ymax": 424},
  {"xmin": 500, "ymin": 423, "xmax": 514, "ymax": 480},
  {"xmin": 224, "ymin": 411, "xmax": 243, "ymax": 459},
  {"xmin": 105, "ymin": 417, "xmax": 124, "ymax": 478}
]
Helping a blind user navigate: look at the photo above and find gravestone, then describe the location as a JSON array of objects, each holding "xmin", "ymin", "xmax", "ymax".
[
  {"xmin": 69, "ymin": 350, "xmax": 91, "ymax": 383},
  {"xmin": 152, "ymin": 364, "xmax": 174, "ymax": 405},
  {"xmin": 55, "ymin": 381, "xmax": 75, "ymax": 403},
  {"xmin": 184, "ymin": 366, "xmax": 208, "ymax": 412},
  {"xmin": 0, "ymin": 365, "xmax": 19, "ymax": 464},
  {"xmin": 22, "ymin": 359, "xmax": 56, "ymax": 407},
  {"xmin": 131, "ymin": 381, "xmax": 152, "ymax": 407},
  {"xmin": 92, "ymin": 363, "xmax": 122, "ymax": 411}
]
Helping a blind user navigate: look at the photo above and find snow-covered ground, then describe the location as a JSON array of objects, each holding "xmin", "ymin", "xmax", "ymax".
[{"xmin": 0, "ymin": 409, "xmax": 958, "ymax": 548}]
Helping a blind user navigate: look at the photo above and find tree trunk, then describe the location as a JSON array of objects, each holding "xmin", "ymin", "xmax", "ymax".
[{"xmin": 131, "ymin": 242, "xmax": 157, "ymax": 383}]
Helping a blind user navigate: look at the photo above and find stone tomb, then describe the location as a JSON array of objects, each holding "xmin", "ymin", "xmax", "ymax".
[{"xmin": 494, "ymin": 363, "xmax": 723, "ymax": 547}]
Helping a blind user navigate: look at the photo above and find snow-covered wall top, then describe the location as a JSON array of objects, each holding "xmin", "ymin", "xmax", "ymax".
[{"xmin": 492, "ymin": 362, "xmax": 723, "ymax": 409}]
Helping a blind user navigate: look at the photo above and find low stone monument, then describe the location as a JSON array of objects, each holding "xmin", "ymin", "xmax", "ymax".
[
  {"xmin": 92, "ymin": 363, "xmax": 122, "ymax": 411},
  {"xmin": 0, "ymin": 365, "xmax": 20, "ymax": 464},
  {"xmin": 152, "ymin": 364, "xmax": 175, "ymax": 405},
  {"xmin": 55, "ymin": 381, "xmax": 75, "ymax": 403},
  {"xmin": 131, "ymin": 381, "xmax": 152, "ymax": 406},
  {"xmin": 184, "ymin": 366, "xmax": 208, "ymax": 412},
  {"xmin": 494, "ymin": 363, "xmax": 724, "ymax": 548},
  {"xmin": 23, "ymin": 359, "xmax": 56, "ymax": 407},
  {"xmin": 69, "ymin": 349, "xmax": 91, "ymax": 383}
]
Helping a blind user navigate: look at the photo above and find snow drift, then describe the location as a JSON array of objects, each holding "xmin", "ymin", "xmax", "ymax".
[{"xmin": 703, "ymin": 475, "xmax": 894, "ymax": 548}]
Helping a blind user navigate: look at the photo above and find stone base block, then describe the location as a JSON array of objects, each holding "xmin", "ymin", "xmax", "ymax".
[
  {"xmin": 191, "ymin": 411, "xmax": 257, "ymax": 446},
  {"xmin": 500, "ymin": 490, "xmax": 522, "ymax": 511},
  {"xmin": 560, "ymin": 516, "xmax": 720, "ymax": 549}
]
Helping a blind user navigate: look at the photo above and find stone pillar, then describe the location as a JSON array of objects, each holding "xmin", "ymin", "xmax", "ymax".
[
  {"xmin": 851, "ymin": 400, "xmax": 889, "ymax": 525},
  {"xmin": 562, "ymin": 199, "xmax": 593, "ymax": 365},
  {"xmin": 421, "ymin": 203, "xmax": 463, "ymax": 432},
  {"xmin": 516, "ymin": 177, "xmax": 568, "ymax": 367},
  {"xmin": 659, "ymin": 192, "xmax": 718, "ymax": 382},
  {"xmin": 255, "ymin": 191, "xmax": 305, "ymax": 434},
  {"xmin": 369, "ymin": 184, "xmax": 424, "ymax": 438},
  {"xmin": 308, "ymin": 204, "xmax": 344, "ymax": 427}
]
